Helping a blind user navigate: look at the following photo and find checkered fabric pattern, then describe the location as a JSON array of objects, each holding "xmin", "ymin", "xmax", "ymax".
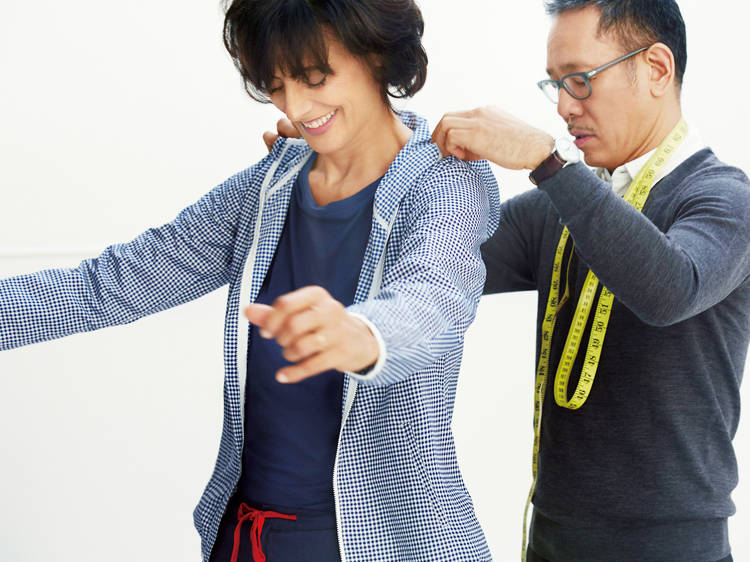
[{"xmin": 0, "ymin": 112, "xmax": 500, "ymax": 561}]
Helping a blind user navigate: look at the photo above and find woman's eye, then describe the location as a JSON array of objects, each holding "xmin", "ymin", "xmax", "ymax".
[{"xmin": 305, "ymin": 70, "xmax": 327, "ymax": 87}]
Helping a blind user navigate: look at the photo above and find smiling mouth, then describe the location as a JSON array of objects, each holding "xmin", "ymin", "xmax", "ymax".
[{"xmin": 301, "ymin": 109, "xmax": 337, "ymax": 130}]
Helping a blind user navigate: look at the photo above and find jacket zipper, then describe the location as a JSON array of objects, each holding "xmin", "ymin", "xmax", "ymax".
[
  {"xmin": 332, "ymin": 209, "xmax": 392, "ymax": 561},
  {"xmin": 236, "ymin": 146, "xmax": 307, "ymax": 428}
]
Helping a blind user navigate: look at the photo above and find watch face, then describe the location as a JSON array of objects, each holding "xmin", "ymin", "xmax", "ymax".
[{"xmin": 555, "ymin": 137, "xmax": 580, "ymax": 164}]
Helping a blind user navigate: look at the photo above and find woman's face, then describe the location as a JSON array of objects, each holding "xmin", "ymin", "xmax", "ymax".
[{"xmin": 267, "ymin": 36, "xmax": 389, "ymax": 156}]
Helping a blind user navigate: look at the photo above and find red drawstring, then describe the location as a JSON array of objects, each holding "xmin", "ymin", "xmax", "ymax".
[{"xmin": 231, "ymin": 503, "xmax": 297, "ymax": 562}]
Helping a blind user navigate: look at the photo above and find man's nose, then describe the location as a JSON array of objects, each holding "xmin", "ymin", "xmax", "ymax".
[{"xmin": 556, "ymin": 88, "xmax": 584, "ymax": 121}]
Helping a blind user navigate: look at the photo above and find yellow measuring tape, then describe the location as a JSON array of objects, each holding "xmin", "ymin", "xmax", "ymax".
[{"xmin": 521, "ymin": 118, "xmax": 688, "ymax": 561}]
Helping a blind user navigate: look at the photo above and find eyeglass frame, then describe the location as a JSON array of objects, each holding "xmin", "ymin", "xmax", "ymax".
[{"xmin": 537, "ymin": 46, "xmax": 650, "ymax": 103}]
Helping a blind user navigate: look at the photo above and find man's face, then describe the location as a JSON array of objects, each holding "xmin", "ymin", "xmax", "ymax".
[{"xmin": 546, "ymin": 6, "xmax": 654, "ymax": 171}]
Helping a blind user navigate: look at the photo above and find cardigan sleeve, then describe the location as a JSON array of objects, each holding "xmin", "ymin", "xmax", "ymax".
[
  {"xmin": 346, "ymin": 157, "xmax": 497, "ymax": 386},
  {"xmin": 0, "ymin": 153, "xmax": 276, "ymax": 351},
  {"xmin": 537, "ymin": 159, "xmax": 750, "ymax": 327},
  {"xmin": 481, "ymin": 189, "xmax": 552, "ymax": 295}
]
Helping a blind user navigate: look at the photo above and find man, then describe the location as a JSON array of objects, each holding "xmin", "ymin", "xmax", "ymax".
[{"xmin": 431, "ymin": 1, "xmax": 750, "ymax": 561}]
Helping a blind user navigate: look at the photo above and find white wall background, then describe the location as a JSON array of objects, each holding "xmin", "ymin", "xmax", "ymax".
[{"xmin": 0, "ymin": 1, "xmax": 748, "ymax": 560}]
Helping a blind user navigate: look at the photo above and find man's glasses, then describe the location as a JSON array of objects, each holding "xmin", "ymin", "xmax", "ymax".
[{"xmin": 537, "ymin": 46, "xmax": 649, "ymax": 103}]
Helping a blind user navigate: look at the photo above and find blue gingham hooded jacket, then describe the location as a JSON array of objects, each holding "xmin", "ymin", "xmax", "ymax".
[{"xmin": 0, "ymin": 112, "xmax": 500, "ymax": 560}]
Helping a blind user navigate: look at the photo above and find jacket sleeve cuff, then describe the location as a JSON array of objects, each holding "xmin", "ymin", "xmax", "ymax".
[
  {"xmin": 344, "ymin": 312, "xmax": 387, "ymax": 381},
  {"xmin": 536, "ymin": 161, "xmax": 608, "ymax": 222}
]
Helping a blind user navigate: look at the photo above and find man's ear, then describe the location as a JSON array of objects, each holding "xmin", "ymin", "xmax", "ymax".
[{"xmin": 644, "ymin": 42, "xmax": 676, "ymax": 98}]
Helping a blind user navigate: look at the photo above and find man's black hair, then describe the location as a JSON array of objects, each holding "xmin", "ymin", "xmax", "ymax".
[{"xmin": 544, "ymin": 0, "xmax": 687, "ymax": 85}]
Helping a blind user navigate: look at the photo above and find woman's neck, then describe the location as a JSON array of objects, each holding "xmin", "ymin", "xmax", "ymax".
[{"xmin": 308, "ymin": 110, "xmax": 412, "ymax": 206}]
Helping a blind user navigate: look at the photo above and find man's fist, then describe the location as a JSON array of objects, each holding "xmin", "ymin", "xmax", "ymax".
[{"xmin": 263, "ymin": 117, "xmax": 301, "ymax": 151}]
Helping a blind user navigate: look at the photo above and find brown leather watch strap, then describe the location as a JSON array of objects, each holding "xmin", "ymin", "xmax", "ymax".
[{"xmin": 529, "ymin": 150, "xmax": 566, "ymax": 186}]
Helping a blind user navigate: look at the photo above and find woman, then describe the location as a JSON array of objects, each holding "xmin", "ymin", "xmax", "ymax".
[{"xmin": 0, "ymin": 0, "xmax": 499, "ymax": 560}]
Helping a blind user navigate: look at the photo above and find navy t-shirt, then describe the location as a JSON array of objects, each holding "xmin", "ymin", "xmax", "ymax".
[{"xmin": 239, "ymin": 155, "xmax": 380, "ymax": 511}]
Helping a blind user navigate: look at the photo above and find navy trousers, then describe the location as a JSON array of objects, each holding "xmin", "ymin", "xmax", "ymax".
[{"xmin": 210, "ymin": 497, "xmax": 340, "ymax": 562}]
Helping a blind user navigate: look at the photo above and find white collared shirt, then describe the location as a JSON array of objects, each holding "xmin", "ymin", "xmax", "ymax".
[{"xmin": 596, "ymin": 122, "xmax": 707, "ymax": 197}]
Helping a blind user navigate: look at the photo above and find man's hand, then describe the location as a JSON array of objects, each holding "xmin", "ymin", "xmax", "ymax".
[
  {"xmin": 431, "ymin": 106, "xmax": 554, "ymax": 170},
  {"xmin": 263, "ymin": 118, "xmax": 300, "ymax": 152},
  {"xmin": 245, "ymin": 286, "xmax": 379, "ymax": 383}
]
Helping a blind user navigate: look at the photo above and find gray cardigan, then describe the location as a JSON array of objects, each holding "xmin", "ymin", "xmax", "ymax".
[{"xmin": 483, "ymin": 149, "xmax": 750, "ymax": 562}]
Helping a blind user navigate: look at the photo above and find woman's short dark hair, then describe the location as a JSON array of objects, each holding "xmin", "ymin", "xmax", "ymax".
[
  {"xmin": 223, "ymin": 0, "xmax": 428, "ymax": 106},
  {"xmin": 544, "ymin": 0, "xmax": 687, "ymax": 86}
]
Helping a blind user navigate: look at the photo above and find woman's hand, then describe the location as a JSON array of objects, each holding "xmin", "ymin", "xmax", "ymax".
[{"xmin": 245, "ymin": 286, "xmax": 379, "ymax": 383}]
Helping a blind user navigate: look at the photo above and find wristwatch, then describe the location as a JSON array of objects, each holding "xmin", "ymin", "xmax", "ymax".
[{"xmin": 529, "ymin": 137, "xmax": 580, "ymax": 186}]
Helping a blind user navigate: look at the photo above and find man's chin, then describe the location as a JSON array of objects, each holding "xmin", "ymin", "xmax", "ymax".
[{"xmin": 580, "ymin": 149, "xmax": 612, "ymax": 171}]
